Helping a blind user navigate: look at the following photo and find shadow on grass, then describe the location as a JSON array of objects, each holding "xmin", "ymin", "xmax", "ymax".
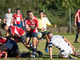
[{"xmin": 37, "ymin": 54, "xmax": 59, "ymax": 59}]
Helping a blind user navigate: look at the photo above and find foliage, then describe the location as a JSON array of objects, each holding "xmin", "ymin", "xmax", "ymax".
[{"xmin": 0, "ymin": 0, "xmax": 80, "ymax": 26}]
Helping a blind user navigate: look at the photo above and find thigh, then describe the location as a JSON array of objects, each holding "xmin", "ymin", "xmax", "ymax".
[
  {"xmin": 20, "ymin": 33, "xmax": 26, "ymax": 43},
  {"xmin": 41, "ymin": 31, "xmax": 47, "ymax": 38},
  {"xmin": 59, "ymin": 51, "xmax": 68, "ymax": 58}
]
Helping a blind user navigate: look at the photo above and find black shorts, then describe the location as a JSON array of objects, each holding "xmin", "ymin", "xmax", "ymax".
[
  {"xmin": 41, "ymin": 31, "xmax": 47, "ymax": 38},
  {"xmin": 77, "ymin": 22, "xmax": 80, "ymax": 29},
  {"xmin": 15, "ymin": 33, "xmax": 26, "ymax": 43}
]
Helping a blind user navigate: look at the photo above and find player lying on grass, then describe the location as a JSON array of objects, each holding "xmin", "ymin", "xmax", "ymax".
[
  {"xmin": 1, "ymin": 23, "xmax": 43, "ymax": 57},
  {"xmin": 0, "ymin": 36, "xmax": 31, "ymax": 59},
  {"xmin": 47, "ymin": 32, "xmax": 75, "ymax": 59}
]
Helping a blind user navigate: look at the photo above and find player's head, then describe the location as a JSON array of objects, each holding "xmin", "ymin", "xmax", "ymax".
[
  {"xmin": 27, "ymin": 10, "xmax": 34, "ymax": 20},
  {"xmin": 16, "ymin": 8, "xmax": 20, "ymax": 14},
  {"xmin": 1, "ymin": 23, "xmax": 9, "ymax": 31},
  {"xmin": 47, "ymin": 32, "xmax": 53, "ymax": 39},
  {"xmin": 8, "ymin": 8, "xmax": 11, "ymax": 13},
  {"xmin": 39, "ymin": 10, "xmax": 44, "ymax": 18}
]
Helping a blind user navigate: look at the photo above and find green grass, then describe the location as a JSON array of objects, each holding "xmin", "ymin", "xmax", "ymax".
[{"xmin": 1, "ymin": 34, "xmax": 80, "ymax": 60}]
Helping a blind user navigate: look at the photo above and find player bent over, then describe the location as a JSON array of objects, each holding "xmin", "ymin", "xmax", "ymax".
[
  {"xmin": 1, "ymin": 23, "xmax": 26, "ymax": 43},
  {"xmin": 1, "ymin": 23, "xmax": 42, "ymax": 57},
  {"xmin": 47, "ymin": 32, "xmax": 75, "ymax": 59}
]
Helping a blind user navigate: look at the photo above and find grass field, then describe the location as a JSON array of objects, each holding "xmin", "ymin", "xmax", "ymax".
[{"xmin": 1, "ymin": 34, "xmax": 80, "ymax": 60}]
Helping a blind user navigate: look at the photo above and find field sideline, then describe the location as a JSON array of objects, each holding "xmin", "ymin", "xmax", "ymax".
[{"xmin": 1, "ymin": 34, "xmax": 80, "ymax": 60}]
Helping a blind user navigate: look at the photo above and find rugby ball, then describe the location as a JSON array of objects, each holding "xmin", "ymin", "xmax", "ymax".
[{"xmin": 36, "ymin": 32, "xmax": 42, "ymax": 39}]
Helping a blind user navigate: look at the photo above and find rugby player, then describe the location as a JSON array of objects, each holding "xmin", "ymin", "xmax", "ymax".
[
  {"xmin": 11, "ymin": 8, "xmax": 24, "ymax": 27},
  {"xmin": 74, "ymin": 9, "xmax": 80, "ymax": 43},
  {"xmin": 0, "ymin": 37, "xmax": 31, "ymax": 59},
  {"xmin": 1, "ymin": 23, "xmax": 42, "ymax": 57},
  {"xmin": 47, "ymin": 32, "xmax": 75, "ymax": 59},
  {"xmin": 25, "ymin": 10, "xmax": 40, "ymax": 57},
  {"xmin": 38, "ymin": 10, "xmax": 56, "ymax": 52}
]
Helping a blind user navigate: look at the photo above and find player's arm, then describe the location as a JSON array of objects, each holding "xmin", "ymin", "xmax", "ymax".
[
  {"xmin": 49, "ymin": 47, "xmax": 52, "ymax": 59},
  {"xmin": 3, "ymin": 14, "xmax": 6, "ymax": 23},
  {"xmin": 3, "ymin": 18, "xmax": 6, "ymax": 23},
  {"xmin": 25, "ymin": 21, "xmax": 31, "ymax": 32},
  {"xmin": 74, "ymin": 12, "xmax": 78, "ymax": 26},
  {"xmin": 10, "ymin": 17, "xmax": 14, "ymax": 25},
  {"xmin": 4, "ymin": 51, "xmax": 8, "ymax": 59},
  {"xmin": 6, "ymin": 34, "xmax": 14, "ymax": 39},
  {"xmin": 49, "ymin": 40, "xmax": 53, "ymax": 59},
  {"xmin": 46, "ymin": 18, "xmax": 56, "ymax": 28},
  {"xmin": 64, "ymin": 38, "xmax": 75, "ymax": 54}
]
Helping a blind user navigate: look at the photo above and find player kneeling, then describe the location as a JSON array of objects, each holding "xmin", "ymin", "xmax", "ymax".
[{"xmin": 47, "ymin": 32, "xmax": 75, "ymax": 59}]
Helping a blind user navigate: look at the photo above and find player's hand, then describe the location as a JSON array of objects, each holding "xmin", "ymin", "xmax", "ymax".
[
  {"xmin": 41, "ymin": 28, "xmax": 44, "ymax": 31},
  {"xmin": 54, "ymin": 24, "xmax": 57, "ymax": 28},
  {"xmin": 74, "ymin": 23, "xmax": 76, "ymax": 27},
  {"xmin": 26, "ymin": 27, "xmax": 31, "ymax": 32},
  {"xmin": 45, "ymin": 48, "xmax": 49, "ymax": 53}
]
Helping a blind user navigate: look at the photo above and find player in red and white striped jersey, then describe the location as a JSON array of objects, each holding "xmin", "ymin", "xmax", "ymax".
[
  {"xmin": 74, "ymin": 9, "xmax": 80, "ymax": 43},
  {"xmin": 11, "ymin": 8, "xmax": 24, "ymax": 27},
  {"xmin": 1, "ymin": 23, "xmax": 26, "ymax": 43},
  {"xmin": 25, "ymin": 10, "xmax": 39, "ymax": 57}
]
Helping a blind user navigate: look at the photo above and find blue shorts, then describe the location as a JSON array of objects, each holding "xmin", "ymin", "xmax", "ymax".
[
  {"xmin": 26, "ymin": 33, "xmax": 37, "ymax": 37},
  {"xmin": 5, "ymin": 39, "xmax": 18, "ymax": 51},
  {"xmin": 14, "ymin": 24, "xmax": 21, "ymax": 27}
]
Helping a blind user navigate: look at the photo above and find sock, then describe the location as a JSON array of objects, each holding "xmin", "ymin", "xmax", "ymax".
[
  {"xmin": 29, "ymin": 42, "xmax": 33, "ymax": 47},
  {"xmin": 32, "ymin": 47, "xmax": 36, "ymax": 55},
  {"xmin": 75, "ymin": 33, "xmax": 79, "ymax": 42},
  {"xmin": 45, "ymin": 42, "xmax": 48, "ymax": 49}
]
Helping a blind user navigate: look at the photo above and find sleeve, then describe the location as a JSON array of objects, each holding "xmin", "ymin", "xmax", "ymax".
[
  {"xmin": 49, "ymin": 40, "xmax": 53, "ymax": 48},
  {"xmin": 46, "ymin": 18, "xmax": 51, "ymax": 26},
  {"xmin": 10, "ymin": 26, "xmax": 15, "ymax": 35}
]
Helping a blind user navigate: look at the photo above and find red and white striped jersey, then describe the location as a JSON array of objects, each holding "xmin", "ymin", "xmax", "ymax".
[
  {"xmin": 0, "ymin": 52, "xmax": 5, "ymax": 58},
  {"xmin": 8, "ymin": 26, "xmax": 25, "ymax": 37},
  {"xmin": 75, "ymin": 9, "xmax": 80, "ymax": 22},
  {"xmin": 25, "ymin": 16, "xmax": 39, "ymax": 33},
  {"xmin": 13, "ymin": 13, "xmax": 23, "ymax": 24},
  {"xmin": 0, "ymin": 38, "xmax": 6, "ymax": 46}
]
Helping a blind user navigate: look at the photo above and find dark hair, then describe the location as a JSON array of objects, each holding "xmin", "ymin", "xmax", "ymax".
[
  {"xmin": 27, "ymin": 10, "xmax": 33, "ymax": 14},
  {"xmin": 39, "ymin": 10, "xmax": 43, "ymax": 14},
  {"xmin": 47, "ymin": 31, "xmax": 53, "ymax": 35},
  {"xmin": 16, "ymin": 8, "xmax": 20, "ymax": 11},
  {"xmin": 1, "ymin": 23, "xmax": 7, "ymax": 29},
  {"xmin": 43, "ymin": 12, "xmax": 46, "ymax": 15}
]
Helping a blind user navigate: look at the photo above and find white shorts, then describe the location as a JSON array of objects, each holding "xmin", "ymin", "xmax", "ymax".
[{"xmin": 59, "ymin": 46, "xmax": 73, "ymax": 58}]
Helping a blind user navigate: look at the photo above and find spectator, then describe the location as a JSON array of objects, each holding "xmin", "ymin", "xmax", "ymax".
[
  {"xmin": 11, "ymin": 8, "xmax": 24, "ymax": 27},
  {"xmin": 3, "ymin": 8, "xmax": 13, "ymax": 36}
]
